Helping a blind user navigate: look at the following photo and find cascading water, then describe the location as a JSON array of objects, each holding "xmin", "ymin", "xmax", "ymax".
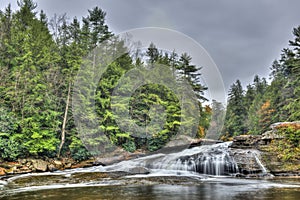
[
  {"xmin": 252, "ymin": 151, "xmax": 268, "ymax": 174},
  {"xmin": 68, "ymin": 141, "xmax": 270, "ymax": 177},
  {"xmin": 102, "ymin": 142, "xmax": 239, "ymax": 176},
  {"xmin": 149, "ymin": 142, "xmax": 239, "ymax": 176}
]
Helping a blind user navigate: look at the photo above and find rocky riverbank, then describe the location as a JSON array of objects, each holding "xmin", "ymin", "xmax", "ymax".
[
  {"xmin": 1, "ymin": 123, "xmax": 299, "ymax": 178},
  {"xmin": 0, "ymin": 147, "xmax": 146, "ymax": 177},
  {"xmin": 0, "ymin": 158, "xmax": 96, "ymax": 176},
  {"xmin": 230, "ymin": 122, "xmax": 300, "ymax": 177}
]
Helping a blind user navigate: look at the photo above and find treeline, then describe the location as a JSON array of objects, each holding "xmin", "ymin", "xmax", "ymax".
[
  {"xmin": 223, "ymin": 26, "xmax": 300, "ymax": 137},
  {"xmin": 0, "ymin": 1, "xmax": 210, "ymax": 161}
]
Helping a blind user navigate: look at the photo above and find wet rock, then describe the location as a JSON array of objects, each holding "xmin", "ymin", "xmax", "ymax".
[
  {"xmin": 230, "ymin": 148, "xmax": 266, "ymax": 174},
  {"xmin": 234, "ymin": 173, "xmax": 246, "ymax": 178},
  {"xmin": 128, "ymin": 167, "xmax": 150, "ymax": 174},
  {"xmin": 31, "ymin": 159, "xmax": 48, "ymax": 172}
]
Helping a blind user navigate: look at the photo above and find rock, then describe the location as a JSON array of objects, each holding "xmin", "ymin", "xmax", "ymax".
[
  {"xmin": 128, "ymin": 167, "xmax": 150, "ymax": 174},
  {"xmin": 261, "ymin": 131, "xmax": 284, "ymax": 145},
  {"xmin": 231, "ymin": 148, "xmax": 266, "ymax": 174},
  {"xmin": 53, "ymin": 160, "xmax": 63, "ymax": 169},
  {"xmin": 25, "ymin": 161, "xmax": 32, "ymax": 167},
  {"xmin": 18, "ymin": 159, "xmax": 28, "ymax": 165},
  {"xmin": 48, "ymin": 164, "xmax": 57, "ymax": 172},
  {"xmin": 270, "ymin": 121, "xmax": 300, "ymax": 130},
  {"xmin": 165, "ymin": 135, "xmax": 193, "ymax": 148},
  {"xmin": 17, "ymin": 167, "xmax": 32, "ymax": 174},
  {"xmin": 5, "ymin": 166, "xmax": 17, "ymax": 174},
  {"xmin": 71, "ymin": 159, "xmax": 95, "ymax": 169},
  {"xmin": 95, "ymin": 155, "xmax": 126, "ymax": 166},
  {"xmin": 64, "ymin": 162, "xmax": 72, "ymax": 169},
  {"xmin": 31, "ymin": 159, "xmax": 48, "ymax": 172},
  {"xmin": 0, "ymin": 162, "xmax": 16, "ymax": 169},
  {"xmin": 189, "ymin": 139, "xmax": 222, "ymax": 148},
  {"xmin": 0, "ymin": 167, "xmax": 6, "ymax": 176},
  {"xmin": 231, "ymin": 135, "xmax": 262, "ymax": 148}
]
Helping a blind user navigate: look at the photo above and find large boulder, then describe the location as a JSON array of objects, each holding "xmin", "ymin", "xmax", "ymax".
[{"xmin": 31, "ymin": 159, "xmax": 48, "ymax": 172}]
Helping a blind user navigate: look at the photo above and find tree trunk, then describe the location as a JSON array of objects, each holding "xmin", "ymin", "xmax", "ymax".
[{"xmin": 57, "ymin": 83, "xmax": 71, "ymax": 158}]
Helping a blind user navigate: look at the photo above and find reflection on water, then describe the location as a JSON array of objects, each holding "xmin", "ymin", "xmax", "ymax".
[{"xmin": 1, "ymin": 179, "xmax": 300, "ymax": 200}]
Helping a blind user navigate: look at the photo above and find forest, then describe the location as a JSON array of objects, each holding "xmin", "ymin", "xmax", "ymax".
[
  {"xmin": 0, "ymin": 0, "xmax": 299, "ymax": 163},
  {"xmin": 223, "ymin": 26, "xmax": 300, "ymax": 136},
  {"xmin": 0, "ymin": 0, "xmax": 210, "ymax": 161}
]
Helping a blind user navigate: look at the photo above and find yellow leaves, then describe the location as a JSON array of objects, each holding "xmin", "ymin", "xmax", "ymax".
[
  {"xmin": 198, "ymin": 126, "xmax": 205, "ymax": 138},
  {"xmin": 260, "ymin": 100, "xmax": 275, "ymax": 114}
]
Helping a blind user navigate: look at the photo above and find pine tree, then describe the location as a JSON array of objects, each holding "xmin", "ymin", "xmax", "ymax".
[
  {"xmin": 146, "ymin": 42, "xmax": 159, "ymax": 65},
  {"xmin": 224, "ymin": 80, "xmax": 247, "ymax": 136},
  {"xmin": 178, "ymin": 53, "xmax": 208, "ymax": 102}
]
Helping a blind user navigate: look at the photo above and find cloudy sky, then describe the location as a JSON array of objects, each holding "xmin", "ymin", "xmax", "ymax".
[{"xmin": 2, "ymin": 0, "xmax": 300, "ymax": 96}]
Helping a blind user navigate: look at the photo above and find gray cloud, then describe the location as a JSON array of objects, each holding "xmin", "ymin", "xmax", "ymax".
[{"xmin": 2, "ymin": 0, "xmax": 300, "ymax": 96}]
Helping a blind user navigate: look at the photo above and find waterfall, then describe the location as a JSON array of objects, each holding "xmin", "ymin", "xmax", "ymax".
[
  {"xmin": 252, "ymin": 151, "xmax": 268, "ymax": 174},
  {"xmin": 147, "ymin": 142, "xmax": 239, "ymax": 176},
  {"xmin": 86, "ymin": 141, "xmax": 274, "ymax": 177},
  {"xmin": 101, "ymin": 142, "xmax": 239, "ymax": 176}
]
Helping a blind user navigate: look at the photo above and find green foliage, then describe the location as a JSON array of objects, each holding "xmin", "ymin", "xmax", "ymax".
[
  {"xmin": 276, "ymin": 124, "xmax": 300, "ymax": 147},
  {"xmin": 223, "ymin": 25, "xmax": 300, "ymax": 138},
  {"xmin": 122, "ymin": 140, "xmax": 136, "ymax": 153},
  {"xmin": 264, "ymin": 124, "xmax": 300, "ymax": 164},
  {"xmin": 0, "ymin": 137, "xmax": 23, "ymax": 161},
  {"xmin": 224, "ymin": 80, "xmax": 247, "ymax": 136},
  {"xmin": 0, "ymin": 107, "xmax": 24, "ymax": 160},
  {"xmin": 69, "ymin": 136, "xmax": 91, "ymax": 161},
  {"xmin": 0, "ymin": 1, "xmax": 210, "ymax": 161}
]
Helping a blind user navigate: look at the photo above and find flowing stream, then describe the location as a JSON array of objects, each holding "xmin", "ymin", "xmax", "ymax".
[
  {"xmin": 1, "ymin": 142, "xmax": 300, "ymax": 199},
  {"xmin": 102, "ymin": 142, "xmax": 239, "ymax": 176}
]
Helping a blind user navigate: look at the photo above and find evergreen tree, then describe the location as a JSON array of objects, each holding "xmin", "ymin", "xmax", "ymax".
[
  {"xmin": 224, "ymin": 80, "xmax": 247, "ymax": 136},
  {"xmin": 146, "ymin": 42, "xmax": 159, "ymax": 65}
]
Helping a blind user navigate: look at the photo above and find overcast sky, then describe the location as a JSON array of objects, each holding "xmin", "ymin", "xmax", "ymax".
[{"xmin": 2, "ymin": 0, "xmax": 300, "ymax": 95}]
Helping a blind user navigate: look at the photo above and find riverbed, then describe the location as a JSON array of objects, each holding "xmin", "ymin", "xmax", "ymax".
[
  {"xmin": 1, "ymin": 142, "xmax": 299, "ymax": 199},
  {"xmin": 1, "ymin": 175, "xmax": 300, "ymax": 200}
]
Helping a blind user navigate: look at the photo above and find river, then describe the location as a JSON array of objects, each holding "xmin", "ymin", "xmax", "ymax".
[
  {"xmin": 1, "ymin": 175, "xmax": 300, "ymax": 200},
  {"xmin": 1, "ymin": 142, "xmax": 299, "ymax": 199}
]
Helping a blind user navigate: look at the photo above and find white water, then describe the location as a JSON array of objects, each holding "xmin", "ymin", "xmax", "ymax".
[
  {"xmin": 78, "ymin": 142, "xmax": 240, "ymax": 176},
  {"xmin": 3, "ymin": 142, "xmax": 299, "ymax": 199},
  {"xmin": 148, "ymin": 142, "xmax": 239, "ymax": 175},
  {"xmin": 58, "ymin": 141, "xmax": 272, "ymax": 177},
  {"xmin": 252, "ymin": 151, "xmax": 268, "ymax": 174},
  {"xmin": 2, "ymin": 141, "xmax": 271, "ymax": 185}
]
